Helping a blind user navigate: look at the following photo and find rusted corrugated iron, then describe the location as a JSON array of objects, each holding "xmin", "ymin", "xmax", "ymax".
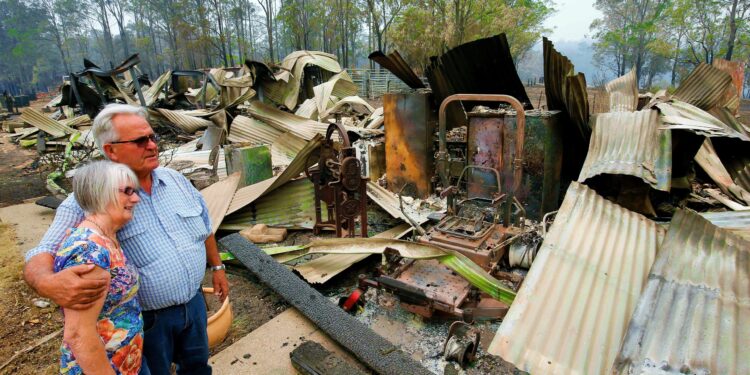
[
  {"xmin": 579, "ymin": 109, "xmax": 672, "ymax": 191},
  {"xmin": 605, "ymin": 68, "xmax": 638, "ymax": 112},
  {"xmin": 543, "ymin": 37, "xmax": 590, "ymax": 139},
  {"xmin": 489, "ymin": 182, "xmax": 664, "ymax": 374},
  {"xmin": 425, "ymin": 33, "xmax": 532, "ymax": 131},
  {"xmin": 613, "ymin": 209, "xmax": 750, "ymax": 375},
  {"xmin": 673, "ymin": 63, "xmax": 733, "ymax": 111},
  {"xmin": 221, "ymin": 178, "xmax": 316, "ymax": 230},
  {"xmin": 656, "ymin": 100, "xmax": 750, "ymax": 141},
  {"xmin": 712, "ymin": 58, "xmax": 745, "ymax": 114},
  {"xmin": 368, "ymin": 50, "xmax": 425, "ymax": 89}
]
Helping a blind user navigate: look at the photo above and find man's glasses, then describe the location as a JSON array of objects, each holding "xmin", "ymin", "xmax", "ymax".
[
  {"xmin": 109, "ymin": 134, "xmax": 159, "ymax": 147},
  {"xmin": 119, "ymin": 186, "xmax": 137, "ymax": 196}
]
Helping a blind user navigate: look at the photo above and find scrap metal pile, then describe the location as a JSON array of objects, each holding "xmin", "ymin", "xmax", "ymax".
[{"xmin": 4, "ymin": 33, "xmax": 748, "ymax": 374}]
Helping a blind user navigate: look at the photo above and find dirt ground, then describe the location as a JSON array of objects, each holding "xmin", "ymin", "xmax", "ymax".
[{"xmin": 0, "ymin": 117, "xmax": 288, "ymax": 372}]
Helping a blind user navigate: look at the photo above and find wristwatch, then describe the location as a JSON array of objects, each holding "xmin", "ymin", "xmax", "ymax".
[{"xmin": 209, "ymin": 264, "xmax": 226, "ymax": 272}]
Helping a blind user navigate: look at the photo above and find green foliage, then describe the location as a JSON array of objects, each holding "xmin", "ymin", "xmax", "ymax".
[{"xmin": 388, "ymin": 0, "xmax": 554, "ymax": 70}]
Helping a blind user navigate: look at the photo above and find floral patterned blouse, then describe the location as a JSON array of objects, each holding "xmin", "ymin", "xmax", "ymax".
[{"xmin": 54, "ymin": 227, "xmax": 143, "ymax": 375}]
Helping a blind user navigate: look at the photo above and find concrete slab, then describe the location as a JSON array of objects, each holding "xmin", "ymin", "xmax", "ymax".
[
  {"xmin": 209, "ymin": 308, "xmax": 366, "ymax": 374},
  {"xmin": 0, "ymin": 202, "xmax": 56, "ymax": 255}
]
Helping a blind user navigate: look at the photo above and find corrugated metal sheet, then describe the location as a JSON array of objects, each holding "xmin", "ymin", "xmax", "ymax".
[
  {"xmin": 226, "ymin": 115, "xmax": 282, "ymax": 144},
  {"xmin": 200, "ymin": 172, "xmax": 241, "ymax": 233},
  {"xmin": 263, "ymin": 50, "xmax": 343, "ymax": 109},
  {"xmin": 59, "ymin": 115, "xmax": 91, "ymax": 127},
  {"xmin": 578, "ymin": 109, "xmax": 672, "ymax": 191},
  {"xmin": 247, "ymin": 100, "xmax": 382, "ymax": 141},
  {"xmin": 319, "ymin": 95, "xmax": 374, "ymax": 121},
  {"xmin": 425, "ymin": 33, "xmax": 532, "ymax": 130},
  {"xmin": 489, "ymin": 182, "xmax": 664, "ymax": 374},
  {"xmin": 312, "ymin": 71, "xmax": 358, "ymax": 115},
  {"xmin": 226, "ymin": 134, "xmax": 323, "ymax": 215},
  {"xmin": 700, "ymin": 210, "xmax": 750, "ymax": 241},
  {"xmin": 368, "ymin": 50, "xmax": 425, "ymax": 89},
  {"xmin": 20, "ymin": 108, "xmax": 76, "ymax": 138},
  {"xmin": 294, "ymin": 98, "xmax": 319, "ymax": 119},
  {"xmin": 365, "ymin": 181, "xmax": 432, "ymax": 225},
  {"xmin": 712, "ymin": 58, "xmax": 745, "ymax": 114},
  {"xmin": 294, "ymin": 223, "xmax": 412, "ymax": 284},
  {"xmin": 673, "ymin": 63, "xmax": 733, "ymax": 111},
  {"xmin": 221, "ymin": 178, "xmax": 316, "ymax": 230},
  {"xmin": 270, "ymin": 132, "xmax": 306, "ymax": 166},
  {"xmin": 163, "ymin": 148, "xmax": 227, "ymax": 179},
  {"xmin": 543, "ymin": 37, "xmax": 590, "ymax": 139},
  {"xmin": 143, "ymin": 70, "xmax": 171, "ymax": 106},
  {"xmin": 605, "ymin": 68, "xmax": 638, "ymax": 112},
  {"xmin": 613, "ymin": 209, "xmax": 750, "ymax": 375},
  {"xmin": 155, "ymin": 108, "xmax": 213, "ymax": 133},
  {"xmin": 657, "ymin": 100, "xmax": 750, "ymax": 141}
]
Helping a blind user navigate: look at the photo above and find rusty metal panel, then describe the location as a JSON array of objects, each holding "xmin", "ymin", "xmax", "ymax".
[
  {"xmin": 543, "ymin": 37, "xmax": 590, "ymax": 139},
  {"xmin": 467, "ymin": 114, "xmax": 507, "ymax": 200},
  {"xmin": 463, "ymin": 110, "xmax": 563, "ymax": 220},
  {"xmin": 384, "ymin": 92, "xmax": 436, "ymax": 198},
  {"xmin": 605, "ymin": 68, "xmax": 638, "ymax": 112},
  {"xmin": 579, "ymin": 109, "xmax": 672, "ymax": 191},
  {"xmin": 673, "ymin": 63, "xmax": 733, "ymax": 111},
  {"xmin": 613, "ymin": 209, "xmax": 750, "ymax": 375},
  {"xmin": 489, "ymin": 182, "xmax": 664, "ymax": 374}
]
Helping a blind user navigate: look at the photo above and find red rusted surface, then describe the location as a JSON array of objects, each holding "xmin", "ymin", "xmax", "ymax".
[{"xmin": 384, "ymin": 93, "xmax": 436, "ymax": 198}]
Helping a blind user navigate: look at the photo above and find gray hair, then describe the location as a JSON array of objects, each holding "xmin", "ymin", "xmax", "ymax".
[
  {"xmin": 92, "ymin": 104, "xmax": 148, "ymax": 155},
  {"xmin": 73, "ymin": 160, "xmax": 140, "ymax": 215}
]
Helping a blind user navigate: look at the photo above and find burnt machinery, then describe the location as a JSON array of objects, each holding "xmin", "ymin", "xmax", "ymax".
[
  {"xmin": 360, "ymin": 94, "xmax": 528, "ymax": 320},
  {"xmin": 306, "ymin": 123, "xmax": 368, "ymax": 238}
]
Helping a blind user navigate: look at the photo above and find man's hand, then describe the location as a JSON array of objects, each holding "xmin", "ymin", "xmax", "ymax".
[
  {"xmin": 24, "ymin": 254, "xmax": 108, "ymax": 310},
  {"xmin": 212, "ymin": 270, "xmax": 229, "ymax": 302}
]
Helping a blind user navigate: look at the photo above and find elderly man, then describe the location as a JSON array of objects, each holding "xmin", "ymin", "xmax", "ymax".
[{"xmin": 24, "ymin": 104, "xmax": 229, "ymax": 375}]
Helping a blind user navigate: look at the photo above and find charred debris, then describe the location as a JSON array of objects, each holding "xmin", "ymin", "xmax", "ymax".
[{"xmin": 4, "ymin": 33, "xmax": 749, "ymax": 374}]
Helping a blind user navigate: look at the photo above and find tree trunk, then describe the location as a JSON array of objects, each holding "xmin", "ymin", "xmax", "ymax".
[{"xmin": 725, "ymin": 0, "xmax": 738, "ymax": 60}]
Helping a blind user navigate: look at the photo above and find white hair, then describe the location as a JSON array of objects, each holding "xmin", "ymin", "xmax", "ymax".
[
  {"xmin": 73, "ymin": 160, "xmax": 140, "ymax": 215},
  {"xmin": 92, "ymin": 104, "xmax": 148, "ymax": 155}
]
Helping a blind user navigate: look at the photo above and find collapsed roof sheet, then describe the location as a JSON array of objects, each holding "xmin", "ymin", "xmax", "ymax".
[
  {"xmin": 226, "ymin": 134, "xmax": 323, "ymax": 215},
  {"xmin": 605, "ymin": 68, "xmax": 638, "ymax": 112},
  {"xmin": 673, "ymin": 63, "xmax": 734, "ymax": 111},
  {"xmin": 368, "ymin": 50, "xmax": 425, "ymax": 89},
  {"xmin": 221, "ymin": 178, "xmax": 315, "ymax": 230},
  {"xmin": 613, "ymin": 209, "xmax": 750, "ymax": 375},
  {"xmin": 712, "ymin": 58, "xmax": 745, "ymax": 114},
  {"xmin": 21, "ymin": 108, "xmax": 77, "ymax": 138},
  {"xmin": 312, "ymin": 71, "xmax": 358, "ymax": 115},
  {"xmin": 489, "ymin": 182, "xmax": 664, "ymax": 374},
  {"xmin": 155, "ymin": 108, "xmax": 213, "ymax": 133},
  {"xmin": 656, "ymin": 100, "xmax": 750, "ymax": 141},
  {"xmin": 425, "ymin": 33, "xmax": 532, "ymax": 111},
  {"xmin": 263, "ymin": 51, "xmax": 343, "ymax": 109},
  {"xmin": 226, "ymin": 115, "xmax": 283, "ymax": 144},
  {"xmin": 543, "ymin": 37, "xmax": 590, "ymax": 139},
  {"xmin": 579, "ymin": 109, "xmax": 671, "ymax": 191},
  {"xmin": 700, "ymin": 210, "xmax": 750, "ymax": 241},
  {"xmin": 200, "ymin": 172, "xmax": 241, "ymax": 233},
  {"xmin": 247, "ymin": 101, "xmax": 382, "ymax": 141}
]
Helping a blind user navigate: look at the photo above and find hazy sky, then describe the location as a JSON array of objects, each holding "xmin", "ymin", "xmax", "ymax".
[{"xmin": 543, "ymin": 0, "xmax": 603, "ymax": 42}]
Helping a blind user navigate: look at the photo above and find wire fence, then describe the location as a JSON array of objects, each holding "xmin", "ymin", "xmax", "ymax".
[{"xmin": 348, "ymin": 68, "xmax": 427, "ymax": 99}]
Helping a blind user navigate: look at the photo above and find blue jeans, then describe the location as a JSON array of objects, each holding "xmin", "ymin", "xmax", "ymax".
[{"xmin": 139, "ymin": 290, "xmax": 211, "ymax": 375}]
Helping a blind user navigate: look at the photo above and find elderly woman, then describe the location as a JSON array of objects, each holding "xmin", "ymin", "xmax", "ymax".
[{"xmin": 54, "ymin": 160, "xmax": 143, "ymax": 375}]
